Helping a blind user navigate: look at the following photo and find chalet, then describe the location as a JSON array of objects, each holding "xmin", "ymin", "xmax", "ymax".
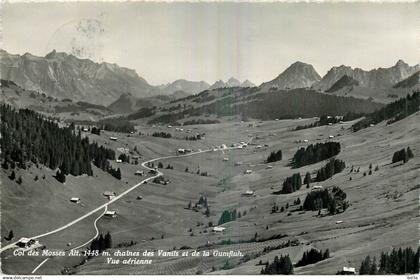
[
  {"xmin": 266, "ymin": 165, "xmax": 273, "ymax": 169},
  {"xmin": 336, "ymin": 220, "xmax": 343, "ymax": 224},
  {"xmin": 329, "ymin": 135, "xmax": 335, "ymax": 139},
  {"xmin": 303, "ymin": 139, "xmax": 309, "ymax": 143},
  {"xmin": 116, "ymin": 159, "xmax": 122, "ymax": 163},
  {"xmin": 16, "ymin": 238, "xmax": 38, "ymax": 249},
  {"xmin": 135, "ymin": 170, "xmax": 144, "ymax": 176},
  {"xmin": 178, "ymin": 148, "xmax": 186, "ymax": 154},
  {"xmin": 242, "ymin": 190, "xmax": 255, "ymax": 196},
  {"xmin": 244, "ymin": 170, "xmax": 253, "ymax": 174},
  {"xmin": 223, "ymin": 158, "xmax": 229, "ymax": 161},
  {"xmin": 338, "ymin": 267, "xmax": 356, "ymax": 275},
  {"xmin": 256, "ymin": 145, "xmax": 263, "ymax": 149},
  {"xmin": 104, "ymin": 210, "xmax": 117, "ymax": 218},
  {"xmin": 109, "ymin": 136, "xmax": 118, "ymax": 141},
  {"xmin": 70, "ymin": 197, "xmax": 80, "ymax": 203},
  {"xmin": 82, "ymin": 128, "xmax": 89, "ymax": 132},
  {"xmin": 312, "ymin": 185, "xmax": 323, "ymax": 191},
  {"xmin": 212, "ymin": 226, "xmax": 226, "ymax": 233},
  {"xmin": 103, "ymin": 191, "xmax": 116, "ymax": 200}
]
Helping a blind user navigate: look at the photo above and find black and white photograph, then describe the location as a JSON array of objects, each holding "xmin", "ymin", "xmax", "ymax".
[{"xmin": 0, "ymin": 0, "xmax": 419, "ymax": 278}]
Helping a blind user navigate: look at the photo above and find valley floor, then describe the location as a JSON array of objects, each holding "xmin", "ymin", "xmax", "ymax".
[{"xmin": 1, "ymin": 113, "xmax": 419, "ymax": 275}]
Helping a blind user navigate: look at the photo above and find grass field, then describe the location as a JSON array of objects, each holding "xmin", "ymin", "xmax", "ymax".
[{"xmin": 1, "ymin": 112, "xmax": 419, "ymax": 275}]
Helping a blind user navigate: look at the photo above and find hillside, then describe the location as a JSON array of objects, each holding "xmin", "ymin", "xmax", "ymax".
[
  {"xmin": 326, "ymin": 75, "xmax": 359, "ymax": 93},
  {"xmin": 0, "ymin": 79, "xmax": 113, "ymax": 121},
  {"xmin": 0, "ymin": 49, "xmax": 162, "ymax": 105},
  {"xmin": 142, "ymin": 87, "xmax": 382, "ymax": 125},
  {"xmin": 352, "ymin": 91, "xmax": 420, "ymax": 131},
  {"xmin": 393, "ymin": 71, "xmax": 420, "ymax": 88}
]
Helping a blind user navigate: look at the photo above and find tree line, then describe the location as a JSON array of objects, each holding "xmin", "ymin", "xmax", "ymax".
[
  {"xmin": 352, "ymin": 92, "xmax": 420, "ymax": 132},
  {"xmin": 292, "ymin": 142, "xmax": 341, "ymax": 168},
  {"xmin": 0, "ymin": 105, "xmax": 115, "ymax": 180},
  {"xmin": 358, "ymin": 246, "xmax": 419, "ymax": 275},
  {"xmin": 152, "ymin": 132, "xmax": 172, "ymax": 138}
]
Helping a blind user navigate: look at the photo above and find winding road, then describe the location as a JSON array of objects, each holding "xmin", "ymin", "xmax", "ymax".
[{"xmin": 1, "ymin": 144, "xmax": 247, "ymax": 274}]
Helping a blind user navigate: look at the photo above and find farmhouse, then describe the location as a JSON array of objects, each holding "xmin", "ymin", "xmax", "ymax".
[
  {"xmin": 103, "ymin": 191, "xmax": 116, "ymax": 200},
  {"xmin": 104, "ymin": 210, "xmax": 117, "ymax": 218},
  {"xmin": 70, "ymin": 197, "xmax": 80, "ymax": 203},
  {"xmin": 16, "ymin": 238, "xmax": 38, "ymax": 249},
  {"xmin": 135, "ymin": 170, "xmax": 144, "ymax": 176},
  {"xmin": 212, "ymin": 226, "xmax": 226, "ymax": 233},
  {"xmin": 109, "ymin": 136, "xmax": 118, "ymax": 141},
  {"xmin": 177, "ymin": 148, "xmax": 185, "ymax": 154}
]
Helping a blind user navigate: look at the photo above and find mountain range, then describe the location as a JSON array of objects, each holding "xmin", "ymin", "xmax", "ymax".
[{"xmin": 1, "ymin": 49, "xmax": 418, "ymax": 107}]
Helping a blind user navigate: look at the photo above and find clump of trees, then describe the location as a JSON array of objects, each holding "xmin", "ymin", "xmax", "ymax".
[
  {"xmin": 108, "ymin": 167, "xmax": 121, "ymax": 180},
  {"xmin": 218, "ymin": 209, "xmax": 238, "ymax": 225},
  {"xmin": 296, "ymin": 248, "xmax": 330, "ymax": 267},
  {"xmin": 91, "ymin": 127, "xmax": 101, "ymax": 135},
  {"xmin": 392, "ymin": 147, "xmax": 414, "ymax": 164},
  {"xmin": 261, "ymin": 255, "xmax": 293, "ymax": 275},
  {"xmin": 118, "ymin": 154, "xmax": 130, "ymax": 163},
  {"xmin": 267, "ymin": 150, "xmax": 283, "ymax": 163},
  {"xmin": 315, "ymin": 159, "xmax": 346, "ymax": 182},
  {"xmin": 292, "ymin": 142, "xmax": 341, "ymax": 168},
  {"xmin": 152, "ymin": 132, "xmax": 172, "ymax": 138},
  {"xmin": 281, "ymin": 173, "xmax": 302, "ymax": 193},
  {"xmin": 186, "ymin": 134, "xmax": 202, "ymax": 141},
  {"xmin": 359, "ymin": 247, "xmax": 419, "ymax": 275},
  {"xmin": 303, "ymin": 186, "xmax": 349, "ymax": 215},
  {"xmin": 89, "ymin": 232, "xmax": 112, "ymax": 253}
]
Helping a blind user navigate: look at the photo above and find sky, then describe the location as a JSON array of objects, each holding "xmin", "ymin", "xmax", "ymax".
[{"xmin": 2, "ymin": 2, "xmax": 419, "ymax": 85}]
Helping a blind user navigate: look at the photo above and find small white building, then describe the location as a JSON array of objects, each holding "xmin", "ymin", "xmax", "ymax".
[
  {"xmin": 104, "ymin": 210, "xmax": 117, "ymax": 218},
  {"xmin": 303, "ymin": 139, "xmax": 309, "ymax": 143},
  {"xmin": 266, "ymin": 165, "xmax": 273, "ymax": 169},
  {"xmin": 109, "ymin": 136, "xmax": 118, "ymax": 141},
  {"xmin": 329, "ymin": 135, "xmax": 335, "ymax": 139},
  {"xmin": 336, "ymin": 220, "xmax": 343, "ymax": 224},
  {"xmin": 115, "ymin": 159, "xmax": 122, "ymax": 163},
  {"xmin": 221, "ymin": 144, "xmax": 228, "ymax": 149},
  {"xmin": 223, "ymin": 157, "xmax": 229, "ymax": 161},
  {"xmin": 70, "ymin": 197, "xmax": 80, "ymax": 203},
  {"xmin": 244, "ymin": 170, "xmax": 253, "ymax": 174},
  {"xmin": 312, "ymin": 185, "xmax": 323, "ymax": 191},
  {"xmin": 212, "ymin": 226, "xmax": 226, "ymax": 233},
  {"xmin": 340, "ymin": 267, "xmax": 356, "ymax": 275}
]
